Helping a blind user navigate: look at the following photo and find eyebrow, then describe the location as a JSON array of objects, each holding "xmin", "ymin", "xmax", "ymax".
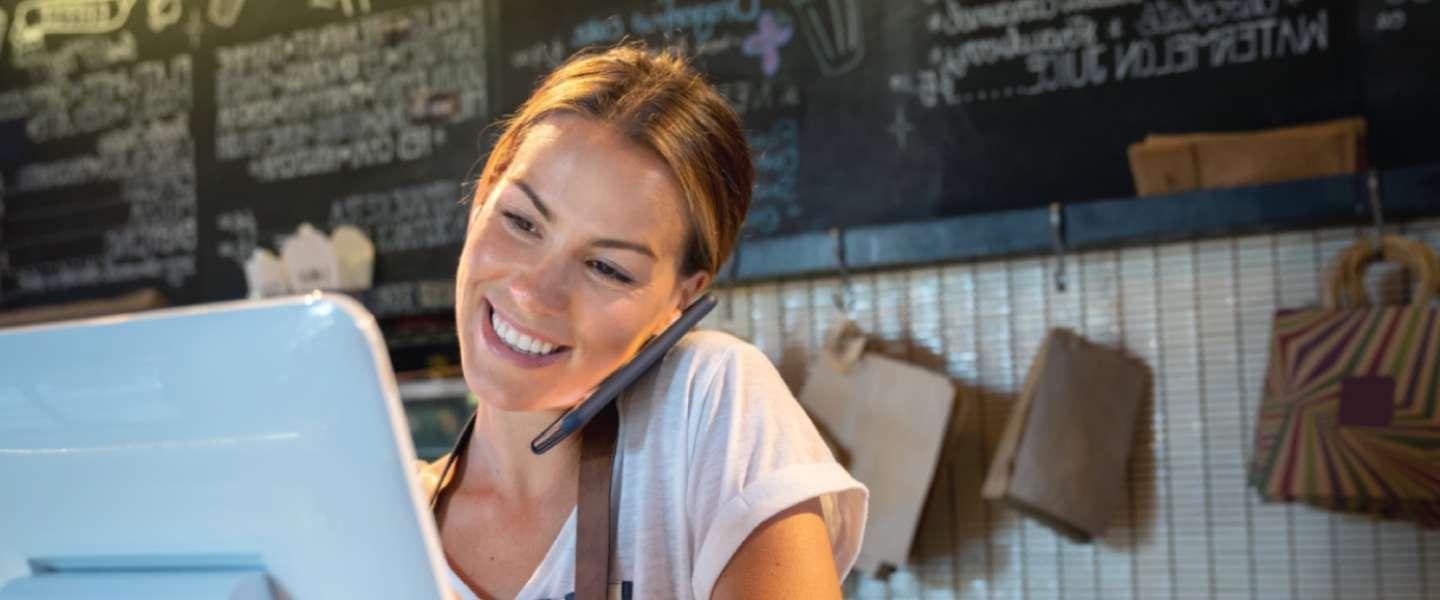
[
  {"xmin": 509, "ymin": 178, "xmax": 658, "ymax": 260},
  {"xmin": 594, "ymin": 239, "xmax": 657, "ymax": 259},
  {"xmin": 513, "ymin": 179, "xmax": 552, "ymax": 222}
]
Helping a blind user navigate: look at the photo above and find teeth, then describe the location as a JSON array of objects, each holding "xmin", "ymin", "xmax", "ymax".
[{"xmin": 491, "ymin": 310, "xmax": 558, "ymax": 356}]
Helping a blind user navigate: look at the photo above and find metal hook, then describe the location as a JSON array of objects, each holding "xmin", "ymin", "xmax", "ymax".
[
  {"xmin": 1367, "ymin": 169, "xmax": 1384, "ymax": 250},
  {"xmin": 830, "ymin": 228, "xmax": 855, "ymax": 313},
  {"xmin": 1050, "ymin": 202, "xmax": 1068, "ymax": 293}
]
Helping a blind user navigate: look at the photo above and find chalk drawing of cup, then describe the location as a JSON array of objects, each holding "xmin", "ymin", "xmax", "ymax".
[
  {"xmin": 10, "ymin": 0, "xmax": 138, "ymax": 64},
  {"xmin": 208, "ymin": 0, "xmax": 246, "ymax": 28},
  {"xmin": 790, "ymin": 0, "xmax": 864, "ymax": 77}
]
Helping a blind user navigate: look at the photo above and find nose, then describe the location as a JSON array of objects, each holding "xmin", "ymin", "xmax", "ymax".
[{"xmin": 507, "ymin": 252, "xmax": 570, "ymax": 317}]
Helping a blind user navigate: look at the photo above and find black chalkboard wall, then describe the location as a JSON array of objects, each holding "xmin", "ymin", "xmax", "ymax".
[
  {"xmin": 0, "ymin": 0, "xmax": 492, "ymax": 315},
  {"xmin": 0, "ymin": 0, "xmax": 1437, "ymax": 315}
]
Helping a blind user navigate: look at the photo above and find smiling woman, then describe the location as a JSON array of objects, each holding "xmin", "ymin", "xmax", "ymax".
[{"xmin": 418, "ymin": 46, "xmax": 867, "ymax": 600}]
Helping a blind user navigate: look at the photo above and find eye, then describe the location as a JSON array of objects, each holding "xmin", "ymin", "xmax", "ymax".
[
  {"xmin": 587, "ymin": 259, "xmax": 634, "ymax": 285},
  {"xmin": 501, "ymin": 211, "xmax": 538, "ymax": 236}
]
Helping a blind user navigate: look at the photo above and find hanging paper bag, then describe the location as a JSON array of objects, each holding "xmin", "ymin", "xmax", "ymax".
[
  {"xmin": 1249, "ymin": 235, "xmax": 1440, "ymax": 525},
  {"xmin": 797, "ymin": 317, "xmax": 955, "ymax": 577},
  {"xmin": 981, "ymin": 328, "xmax": 1150, "ymax": 542}
]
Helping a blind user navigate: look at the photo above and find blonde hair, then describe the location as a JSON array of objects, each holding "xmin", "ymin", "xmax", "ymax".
[{"xmin": 473, "ymin": 45, "xmax": 753, "ymax": 276}]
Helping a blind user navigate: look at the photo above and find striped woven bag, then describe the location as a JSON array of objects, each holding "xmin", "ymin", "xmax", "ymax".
[{"xmin": 1249, "ymin": 235, "xmax": 1440, "ymax": 525}]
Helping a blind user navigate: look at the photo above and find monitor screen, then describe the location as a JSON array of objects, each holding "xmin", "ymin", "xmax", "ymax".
[{"xmin": 0, "ymin": 295, "xmax": 448, "ymax": 599}]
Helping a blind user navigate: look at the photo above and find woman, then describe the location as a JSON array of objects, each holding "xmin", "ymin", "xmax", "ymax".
[{"xmin": 418, "ymin": 45, "xmax": 867, "ymax": 599}]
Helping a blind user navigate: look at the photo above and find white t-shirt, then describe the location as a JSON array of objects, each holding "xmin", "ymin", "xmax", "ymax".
[{"xmin": 427, "ymin": 330, "xmax": 867, "ymax": 600}]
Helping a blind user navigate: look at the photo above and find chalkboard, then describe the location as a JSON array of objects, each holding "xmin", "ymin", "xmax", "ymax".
[
  {"xmin": 195, "ymin": 0, "xmax": 492, "ymax": 317},
  {"xmin": 0, "ymin": 0, "xmax": 495, "ymax": 315},
  {"xmin": 1, "ymin": 0, "xmax": 1437, "ymax": 315},
  {"xmin": 494, "ymin": 0, "xmax": 1392, "ymax": 239},
  {"xmin": 0, "ymin": 0, "xmax": 203, "ymax": 309},
  {"xmin": 1359, "ymin": 0, "xmax": 1440, "ymax": 168}
]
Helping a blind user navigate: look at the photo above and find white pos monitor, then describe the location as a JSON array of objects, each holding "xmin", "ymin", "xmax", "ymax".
[{"xmin": 0, "ymin": 295, "xmax": 449, "ymax": 599}]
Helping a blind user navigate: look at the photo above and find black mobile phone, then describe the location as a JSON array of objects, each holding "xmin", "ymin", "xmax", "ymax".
[{"xmin": 529, "ymin": 293, "xmax": 718, "ymax": 454}]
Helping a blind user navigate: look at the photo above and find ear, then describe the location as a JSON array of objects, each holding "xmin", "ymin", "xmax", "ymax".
[
  {"xmin": 664, "ymin": 269, "xmax": 712, "ymax": 326},
  {"xmin": 677, "ymin": 270, "xmax": 711, "ymax": 309}
]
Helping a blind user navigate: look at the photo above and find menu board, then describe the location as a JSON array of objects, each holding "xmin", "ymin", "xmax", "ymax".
[
  {"xmin": 495, "ymin": 0, "xmax": 1371, "ymax": 238},
  {"xmin": 0, "ymin": 0, "xmax": 492, "ymax": 315},
  {"xmin": 0, "ymin": 0, "xmax": 1436, "ymax": 313}
]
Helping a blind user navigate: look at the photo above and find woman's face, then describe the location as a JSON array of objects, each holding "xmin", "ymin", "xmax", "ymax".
[{"xmin": 455, "ymin": 114, "xmax": 708, "ymax": 413}]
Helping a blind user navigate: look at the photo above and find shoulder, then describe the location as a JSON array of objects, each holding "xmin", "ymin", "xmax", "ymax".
[
  {"xmin": 617, "ymin": 329, "xmax": 804, "ymax": 449},
  {"xmin": 664, "ymin": 329, "xmax": 769, "ymax": 372},
  {"xmin": 640, "ymin": 329, "xmax": 791, "ymax": 422},
  {"xmin": 659, "ymin": 329, "xmax": 783, "ymax": 394}
]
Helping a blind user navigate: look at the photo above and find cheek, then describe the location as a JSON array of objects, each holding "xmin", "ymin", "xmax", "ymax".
[
  {"xmin": 577, "ymin": 300, "xmax": 667, "ymax": 366},
  {"xmin": 458, "ymin": 221, "xmax": 515, "ymax": 286}
]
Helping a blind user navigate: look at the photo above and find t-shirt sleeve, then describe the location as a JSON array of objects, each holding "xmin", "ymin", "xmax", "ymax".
[{"xmin": 683, "ymin": 338, "xmax": 868, "ymax": 600}]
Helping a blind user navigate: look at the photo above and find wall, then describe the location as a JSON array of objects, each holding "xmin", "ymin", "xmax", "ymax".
[{"xmin": 704, "ymin": 218, "xmax": 1440, "ymax": 599}]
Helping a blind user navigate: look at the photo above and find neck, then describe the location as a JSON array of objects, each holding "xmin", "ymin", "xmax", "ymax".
[{"xmin": 458, "ymin": 399, "xmax": 582, "ymax": 500}]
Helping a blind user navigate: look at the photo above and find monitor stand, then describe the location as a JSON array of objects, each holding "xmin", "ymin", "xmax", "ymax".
[{"xmin": 0, "ymin": 555, "xmax": 274, "ymax": 600}]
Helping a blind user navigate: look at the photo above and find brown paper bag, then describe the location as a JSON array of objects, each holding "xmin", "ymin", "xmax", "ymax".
[
  {"xmin": 1128, "ymin": 117, "xmax": 1366, "ymax": 196},
  {"xmin": 798, "ymin": 318, "xmax": 955, "ymax": 576},
  {"xmin": 982, "ymin": 329, "xmax": 1149, "ymax": 542}
]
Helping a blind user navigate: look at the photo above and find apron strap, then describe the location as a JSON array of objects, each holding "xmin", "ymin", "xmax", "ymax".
[
  {"xmin": 428, "ymin": 403, "xmax": 620, "ymax": 600},
  {"xmin": 575, "ymin": 400, "xmax": 620, "ymax": 600}
]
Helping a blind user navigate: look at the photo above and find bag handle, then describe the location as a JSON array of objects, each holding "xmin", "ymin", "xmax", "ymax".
[
  {"xmin": 822, "ymin": 317, "xmax": 868, "ymax": 373},
  {"xmin": 1325, "ymin": 235, "xmax": 1440, "ymax": 308}
]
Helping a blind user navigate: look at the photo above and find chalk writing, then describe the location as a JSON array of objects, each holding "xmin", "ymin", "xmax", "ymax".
[
  {"xmin": 712, "ymin": 77, "xmax": 801, "ymax": 116},
  {"xmin": 929, "ymin": 0, "xmax": 1141, "ymax": 34},
  {"xmin": 1114, "ymin": 10, "xmax": 1328, "ymax": 81},
  {"xmin": 328, "ymin": 179, "xmax": 468, "ymax": 254},
  {"xmin": 571, "ymin": 14, "xmax": 627, "ymax": 48},
  {"xmin": 213, "ymin": 0, "xmax": 487, "ymax": 183},
  {"xmin": 746, "ymin": 117, "xmax": 800, "ymax": 235},
  {"xmin": 894, "ymin": 0, "xmax": 1328, "ymax": 106},
  {"xmin": 931, "ymin": 16, "xmax": 1101, "ymax": 81},
  {"xmin": 1, "ymin": 34, "xmax": 196, "ymax": 299},
  {"xmin": 215, "ymin": 208, "xmax": 258, "ymax": 263},
  {"xmin": 570, "ymin": 0, "xmax": 761, "ymax": 49},
  {"xmin": 207, "ymin": 0, "xmax": 244, "ymax": 28},
  {"xmin": 184, "ymin": 9, "xmax": 203, "ymax": 46},
  {"xmin": 10, "ymin": 55, "xmax": 187, "ymax": 143},
  {"xmin": 367, "ymin": 279, "xmax": 455, "ymax": 316},
  {"xmin": 509, "ymin": 37, "xmax": 566, "ymax": 70},
  {"xmin": 1373, "ymin": 0, "xmax": 1431, "ymax": 33},
  {"xmin": 887, "ymin": 105, "xmax": 914, "ymax": 150},
  {"xmin": 9, "ymin": 0, "xmax": 139, "ymax": 66},
  {"xmin": 311, "ymin": 0, "xmax": 371, "ymax": 18},
  {"xmin": 507, "ymin": 2, "xmax": 803, "ymax": 235},
  {"xmin": 147, "ymin": 0, "xmax": 181, "ymax": 33},
  {"xmin": 10, "ymin": 30, "xmax": 137, "ymax": 79},
  {"xmin": 791, "ymin": 0, "xmax": 864, "ymax": 76},
  {"xmin": 1134, "ymin": 0, "xmax": 1285, "ymax": 37},
  {"xmin": 629, "ymin": 0, "xmax": 760, "ymax": 43},
  {"xmin": 741, "ymin": 11, "xmax": 792, "ymax": 77}
]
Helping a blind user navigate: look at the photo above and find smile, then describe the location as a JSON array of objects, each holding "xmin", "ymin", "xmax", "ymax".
[
  {"xmin": 481, "ymin": 300, "xmax": 572, "ymax": 368},
  {"xmin": 492, "ymin": 308, "xmax": 561, "ymax": 355}
]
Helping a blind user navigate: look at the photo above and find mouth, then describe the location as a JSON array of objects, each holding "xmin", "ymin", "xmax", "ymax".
[{"xmin": 480, "ymin": 299, "xmax": 571, "ymax": 368}]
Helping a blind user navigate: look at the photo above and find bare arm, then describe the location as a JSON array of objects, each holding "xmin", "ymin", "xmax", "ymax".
[{"xmin": 710, "ymin": 498, "xmax": 842, "ymax": 600}]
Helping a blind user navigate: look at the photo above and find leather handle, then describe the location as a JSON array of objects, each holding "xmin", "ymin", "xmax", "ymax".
[{"xmin": 1325, "ymin": 235, "xmax": 1440, "ymax": 308}]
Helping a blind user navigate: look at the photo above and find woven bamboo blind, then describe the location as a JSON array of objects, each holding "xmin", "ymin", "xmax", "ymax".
[{"xmin": 705, "ymin": 219, "xmax": 1440, "ymax": 599}]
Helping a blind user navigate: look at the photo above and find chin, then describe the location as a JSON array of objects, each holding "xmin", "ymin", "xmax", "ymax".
[{"xmin": 460, "ymin": 364, "xmax": 577, "ymax": 414}]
